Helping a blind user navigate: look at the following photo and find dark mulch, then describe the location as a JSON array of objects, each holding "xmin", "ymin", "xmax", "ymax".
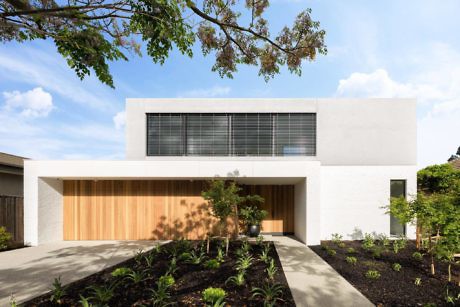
[
  {"xmin": 25, "ymin": 239, "xmax": 295, "ymax": 306},
  {"xmin": 311, "ymin": 240, "xmax": 460, "ymax": 307}
]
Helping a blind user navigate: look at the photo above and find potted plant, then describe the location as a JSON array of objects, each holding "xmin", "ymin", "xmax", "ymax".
[{"xmin": 239, "ymin": 205, "xmax": 268, "ymax": 237}]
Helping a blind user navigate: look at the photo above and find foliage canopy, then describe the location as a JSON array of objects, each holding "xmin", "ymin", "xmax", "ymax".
[{"xmin": 1, "ymin": 0, "xmax": 327, "ymax": 87}]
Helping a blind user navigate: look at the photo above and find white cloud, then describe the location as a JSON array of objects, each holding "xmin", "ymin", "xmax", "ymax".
[
  {"xmin": 113, "ymin": 111, "xmax": 126, "ymax": 130},
  {"xmin": 178, "ymin": 85, "xmax": 231, "ymax": 98},
  {"xmin": 0, "ymin": 44, "xmax": 120, "ymax": 112},
  {"xmin": 335, "ymin": 46, "xmax": 460, "ymax": 168},
  {"xmin": 3, "ymin": 87, "xmax": 53, "ymax": 117}
]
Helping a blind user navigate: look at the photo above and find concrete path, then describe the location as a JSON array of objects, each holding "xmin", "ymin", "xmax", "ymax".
[
  {"xmin": 0, "ymin": 240, "xmax": 164, "ymax": 306},
  {"xmin": 273, "ymin": 236, "xmax": 374, "ymax": 307}
]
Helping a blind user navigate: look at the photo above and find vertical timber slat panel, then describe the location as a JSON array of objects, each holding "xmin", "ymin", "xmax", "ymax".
[{"xmin": 63, "ymin": 180, "xmax": 294, "ymax": 240}]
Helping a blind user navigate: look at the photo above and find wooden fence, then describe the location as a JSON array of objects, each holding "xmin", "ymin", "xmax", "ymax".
[{"xmin": 0, "ymin": 195, "xmax": 24, "ymax": 243}]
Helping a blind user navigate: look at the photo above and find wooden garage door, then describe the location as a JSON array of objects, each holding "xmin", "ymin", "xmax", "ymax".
[{"xmin": 63, "ymin": 180, "xmax": 294, "ymax": 240}]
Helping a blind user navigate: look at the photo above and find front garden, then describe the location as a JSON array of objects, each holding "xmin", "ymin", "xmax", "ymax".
[
  {"xmin": 311, "ymin": 235, "xmax": 460, "ymax": 306},
  {"xmin": 25, "ymin": 238, "xmax": 295, "ymax": 306}
]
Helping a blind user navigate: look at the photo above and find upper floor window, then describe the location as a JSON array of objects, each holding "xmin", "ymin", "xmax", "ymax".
[{"xmin": 146, "ymin": 113, "xmax": 316, "ymax": 156}]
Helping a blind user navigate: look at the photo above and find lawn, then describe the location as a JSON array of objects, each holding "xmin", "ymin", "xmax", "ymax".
[
  {"xmin": 311, "ymin": 237, "xmax": 460, "ymax": 306},
  {"xmin": 25, "ymin": 238, "xmax": 295, "ymax": 306}
]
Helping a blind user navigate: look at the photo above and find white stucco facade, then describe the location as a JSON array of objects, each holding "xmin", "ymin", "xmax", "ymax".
[{"xmin": 24, "ymin": 98, "xmax": 417, "ymax": 246}]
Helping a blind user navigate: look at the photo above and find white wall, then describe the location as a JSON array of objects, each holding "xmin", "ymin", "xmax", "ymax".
[
  {"xmin": 295, "ymin": 179, "xmax": 307, "ymax": 243},
  {"xmin": 320, "ymin": 166, "xmax": 417, "ymax": 241},
  {"xmin": 37, "ymin": 178, "xmax": 63, "ymax": 244},
  {"xmin": 125, "ymin": 98, "xmax": 417, "ymax": 167}
]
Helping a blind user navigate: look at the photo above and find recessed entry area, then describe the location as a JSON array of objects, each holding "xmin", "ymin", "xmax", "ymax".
[{"xmin": 63, "ymin": 180, "xmax": 295, "ymax": 240}]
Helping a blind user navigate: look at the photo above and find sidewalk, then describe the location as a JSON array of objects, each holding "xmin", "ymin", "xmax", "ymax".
[{"xmin": 273, "ymin": 236, "xmax": 374, "ymax": 307}]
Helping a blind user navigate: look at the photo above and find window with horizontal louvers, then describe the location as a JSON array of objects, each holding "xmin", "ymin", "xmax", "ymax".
[
  {"xmin": 274, "ymin": 113, "xmax": 316, "ymax": 156},
  {"xmin": 146, "ymin": 113, "xmax": 316, "ymax": 156},
  {"xmin": 187, "ymin": 114, "xmax": 229, "ymax": 156},
  {"xmin": 146, "ymin": 114, "xmax": 184, "ymax": 156}
]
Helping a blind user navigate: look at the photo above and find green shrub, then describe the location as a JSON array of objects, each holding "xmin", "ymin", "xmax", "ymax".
[
  {"xmin": 371, "ymin": 246, "xmax": 384, "ymax": 259},
  {"xmin": 185, "ymin": 249, "xmax": 206, "ymax": 265},
  {"xmin": 259, "ymin": 243, "xmax": 271, "ymax": 264},
  {"xmin": 204, "ymin": 259, "xmax": 221, "ymax": 269},
  {"xmin": 338, "ymin": 242, "xmax": 346, "ymax": 248},
  {"xmin": 256, "ymin": 235, "xmax": 265, "ymax": 246},
  {"xmin": 345, "ymin": 256, "xmax": 357, "ymax": 265},
  {"xmin": 202, "ymin": 287, "xmax": 226, "ymax": 305},
  {"xmin": 392, "ymin": 263, "xmax": 402, "ymax": 272},
  {"xmin": 158, "ymin": 274, "xmax": 175, "ymax": 288},
  {"xmin": 412, "ymin": 251, "xmax": 423, "ymax": 261},
  {"xmin": 326, "ymin": 247, "xmax": 336, "ymax": 256},
  {"xmin": 365, "ymin": 270, "xmax": 381, "ymax": 279},
  {"xmin": 111, "ymin": 267, "xmax": 132, "ymax": 278},
  {"xmin": 362, "ymin": 233, "xmax": 375, "ymax": 251},
  {"xmin": 166, "ymin": 257, "xmax": 178, "ymax": 275},
  {"xmin": 0, "ymin": 226, "xmax": 12, "ymax": 250},
  {"xmin": 414, "ymin": 277, "xmax": 422, "ymax": 286},
  {"xmin": 346, "ymin": 247, "xmax": 356, "ymax": 254},
  {"xmin": 86, "ymin": 282, "xmax": 117, "ymax": 305}
]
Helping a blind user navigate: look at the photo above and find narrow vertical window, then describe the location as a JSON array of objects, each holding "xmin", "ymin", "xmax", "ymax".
[{"xmin": 390, "ymin": 180, "xmax": 406, "ymax": 236}]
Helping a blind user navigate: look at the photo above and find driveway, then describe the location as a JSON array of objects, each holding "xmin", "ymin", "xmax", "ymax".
[{"xmin": 0, "ymin": 240, "xmax": 164, "ymax": 305}]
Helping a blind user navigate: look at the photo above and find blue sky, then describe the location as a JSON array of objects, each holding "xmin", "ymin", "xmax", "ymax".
[{"xmin": 0, "ymin": 0, "xmax": 459, "ymax": 167}]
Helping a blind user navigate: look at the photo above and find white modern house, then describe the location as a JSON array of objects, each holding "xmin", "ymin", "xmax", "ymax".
[{"xmin": 24, "ymin": 98, "xmax": 417, "ymax": 246}]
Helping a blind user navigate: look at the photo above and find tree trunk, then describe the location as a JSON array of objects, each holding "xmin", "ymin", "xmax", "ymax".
[{"xmin": 416, "ymin": 224, "xmax": 421, "ymax": 249}]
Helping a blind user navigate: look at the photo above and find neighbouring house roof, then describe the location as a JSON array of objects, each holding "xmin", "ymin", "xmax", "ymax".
[
  {"xmin": 450, "ymin": 158, "xmax": 460, "ymax": 170},
  {"xmin": 0, "ymin": 152, "xmax": 28, "ymax": 175}
]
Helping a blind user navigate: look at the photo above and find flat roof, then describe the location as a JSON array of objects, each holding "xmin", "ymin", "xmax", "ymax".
[{"xmin": 0, "ymin": 152, "xmax": 28, "ymax": 168}]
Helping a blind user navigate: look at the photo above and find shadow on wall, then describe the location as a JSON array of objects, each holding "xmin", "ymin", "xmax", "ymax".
[
  {"xmin": 275, "ymin": 237, "xmax": 372, "ymax": 307},
  {"xmin": 150, "ymin": 200, "xmax": 229, "ymax": 240}
]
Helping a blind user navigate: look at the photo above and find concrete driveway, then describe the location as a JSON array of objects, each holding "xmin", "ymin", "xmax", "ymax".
[{"xmin": 0, "ymin": 240, "xmax": 164, "ymax": 306}]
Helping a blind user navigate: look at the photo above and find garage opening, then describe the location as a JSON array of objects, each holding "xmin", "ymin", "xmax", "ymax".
[{"xmin": 63, "ymin": 180, "xmax": 294, "ymax": 240}]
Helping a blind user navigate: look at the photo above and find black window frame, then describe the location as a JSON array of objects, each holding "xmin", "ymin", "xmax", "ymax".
[{"xmin": 146, "ymin": 113, "xmax": 316, "ymax": 157}]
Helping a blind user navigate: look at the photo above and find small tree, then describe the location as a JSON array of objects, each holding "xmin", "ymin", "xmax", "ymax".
[{"xmin": 202, "ymin": 180, "xmax": 243, "ymax": 238}]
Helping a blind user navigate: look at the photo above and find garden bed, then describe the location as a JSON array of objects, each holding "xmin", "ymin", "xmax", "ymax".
[
  {"xmin": 25, "ymin": 239, "xmax": 295, "ymax": 306},
  {"xmin": 311, "ymin": 239, "xmax": 460, "ymax": 306}
]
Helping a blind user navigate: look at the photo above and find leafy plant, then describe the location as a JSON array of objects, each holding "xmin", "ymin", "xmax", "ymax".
[
  {"xmin": 134, "ymin": 249, "xmax": 145, "ymax": 265},
  {"xmin": 236, "ymin": 254, "xmax": 254, "ymax": 271},
  {"xmin": 371, "ymin": 245, "xmax": 384, "ymax": 259},
  {"xmin": 143, "ymin": 252, "xmax": 156, "ymax": 267},
  {"xmin": 111, "ymin": 267, "xmax": 132, "ymax": 278},
  {"xmin": 204, "ymin": 259, "xmax": 221, "ymax": 269},
  {"xmin": 78, "ymin": 295, "xmax": 93, "ymax": 307},
  {"xmin": 239, "ymin": 204, "xmax": 267, "ymax": 227},
  {"xmin": 365, "ymin": 270, "xmax": 381, "ymax": 280},
  {"xmin": 414, "ymin": 277, "xmax": 422, "ymax": 286},
  {"xmin": 50, "ymin": 276, "xmax": 66, "ymax": 304},
  {"xmin": 346, "ymin": 247, "xmax": 356, "ymax": 254},
  {"xmin": 9, "ymin": 294, "xmax": 17, "ymax": 307},
  {"xmin": 256, "ymin": 235, "xmax": 265, "ymax": 246},
  {"xmin": 216, "ymin": 243, "xmax": 225, "ymax": 263},
  {"xmin": 445, "ymin": 286, "xmax": 460, "ymax": 305},
  {"xmin": 225, "ymin": 270, "xmax": 246, "ymax": 286},
  {"xmin": 166, "ymin": 257, "xmax": 178, "ymax": 276},
  {"xmin": 202, "ymin": 287, "xmax": 226, "ymax": 306},
  {"xmin": 412, "ymin": 251, "xmax": 423, "ymax": 261},
  {"xmin": 378, "ymin": 234, "xmax": 390, "ymax": 248},
  {"xmin": 392, "ymin": 263, "xmax": 402, "ymax": 272},
  {"xmin": 326, "ymin": 247, "xmax": 336, "ymax": 256},
  {"xmin": 393, "ymin": 237, "xmax": 407, "ymax": 254},
  {"xmin": 251, "ymin": 282, "xmax": 284, "ymax": 306},
  {"xmin": 0, "ymin": 226, "xmax": 12, "ymax": 250},
  {"xmin": 86, "ymin": 282, "xmax": 117, "ymax": 305},
  {"xmin": 331, "ymin": 233, "xmax": 343, "ymax": 245},
  {"xmin": 185, "ymin": 248, "xmax": 206, "ymax": 265},
  {"xmin": 362, "ymin": 233, "xmax": 375, "ymax": 251},
  {"xmin": 158, "ymin": 274, "xmax": 175, "ymax": 288},
  {"xmin": 126, "ymin": 269, "xmax": 147, "ymax": 284},
  {"xmin": 345, "ymin": 256, "xmax": 357, "ymax": 265},
  {"xmin": 259, "ymin": 243, "xmax": 271, "ymax": 264},
  {"xmin": 266, "ymin": 258, "xmax": 278, "ymax": 281}
]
